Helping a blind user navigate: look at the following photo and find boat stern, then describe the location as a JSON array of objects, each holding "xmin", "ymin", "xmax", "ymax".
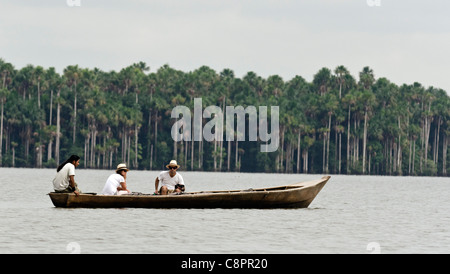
[{"xmin": 48, "ymin": 192, "xmax": 70, "ymax": 207}]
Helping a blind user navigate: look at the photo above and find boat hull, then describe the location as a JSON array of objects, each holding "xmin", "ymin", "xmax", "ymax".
[{"xmin": 49, "ymin": 176, "xmax": 330, "ymax": 209}]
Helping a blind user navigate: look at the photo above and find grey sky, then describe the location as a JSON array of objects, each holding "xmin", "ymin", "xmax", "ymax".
[{"xmin": 1, "ymin": 0, "xmax": 449, "ymax": 93}]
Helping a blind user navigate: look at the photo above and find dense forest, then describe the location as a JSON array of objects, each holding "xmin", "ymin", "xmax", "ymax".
[{"xmin": 0, "ymin": 58, "xmax": 449, "ymax": 176}]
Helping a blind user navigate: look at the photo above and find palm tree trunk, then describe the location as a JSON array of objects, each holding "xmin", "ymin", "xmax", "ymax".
[
  {"xmin": 347, "ymin": 105, "xmax": 351, "ymax": 174},
  {"xmin": 434, "ymin": 116, "xmax": 441, "ymax": 165},
  {"xmin": 84, "ymin": 133, "xmax": 88, "ymax": 168},
  {"xmin": 424, "ymin": 101, "xmax": 432, "ymax": 169},
  {"xmin": 443, "ymin": 134, "xmax": 447, "ymax": 176},
  {"xmin": 37, "ymin": 81, "xmax": 41, "ymax": 109},
  {"xmin": 128, "ymin": 133, "xmax": 131, "ymax": 166},
  {"xmin": 219, "ymin": 98, "xmax": 225, "ymax": 170},
  {"xmin": 303, "ymin": 149, "xmax": 308, "ymax": 174},
  {"xmin": 286, "ymin": 146, "xmax": 290, "ymax": 173},
  {"xmin": 72, "ymin": 84, "xmax": 77, "ymax": 144},
  {"xmin": 227, "ymin": 139, "xmax": 231, "ymax": 171},
  {"xmin": 191, "ymin": 136, "xmax": 194, "ymax": 171},
  {"xmin": 412, "ymin": 139, "xmax": 416, "ymax": 175},
  {"xmin": 121, "ymin": 127, "xmax": 126, "ymax": 162},
  {"xmin": 409, "ymin": 138, "xmax": 412, "ymax": 175},
  {"xmin": 147, "ymin": 109, "xmax": 152, "ymax": 168},
  {"xmin": 47, "ymin": 89, "xmax": 53, "ymax": 162},
  {"xmin": 150, "ymin": 144, "xmax": 153, "ymax": 170},
  {"xmin": 92, "ymin": 127, "xmax": 97, "ymax": 168},
  {"xmin": 0, "ymin": 99, "xmax": 4, "ymax": 166},
  {"xmin": 362, "ymin": 109, "xmax": 368, "ymax": 174},
  {"xmin": 173, "ymin": 136, "xmax": 177, "ymax": 159},
  {"xmin": 326, "ymin": 114, "xmax": 331, "ymax": 173},
  {"xmin": 213, "ymin": 139, "xmax": 217, "ymax": 171},
  {"xmin": 339, "ymin": 131, "xmax": 342, "ymax": 174},
  {"xmin": 354, "ymin": 119, "xmax": 358, "ymax": 168},
  {"xmin": 49, "ymin": 89, "xmax": 53, "ymax": 126},
  {"xmin": 322, "ymin": 133, "xmax": 326, "ymax": 172},
  {"xmin": 280, "ymin": 129, "xmax": 285, "ymax": 171},
  {"xmin": 135, "ymin": 124, "xmax": 139, "ymax": 169},
  {"xmin": 185, "ymin": 140, "xmax": 188, "ymax": 168},
  {"xmin": 397, "ymin": 116, "xmax": 402, "ymax": 175},
  {"xmin": 235, "ymin": 140, "xmax": 239, "ymax": 171},
  {"xmin": 199, "ymin": 138, "xmax": 203, "ymax": 169},
  {"xmin": 219, "ymin": 139, "xmax": 223, "ymax": 171},
  {"xmin": 154, "ymin": 110, "xmax": 158, "ymax": 168},
  {"xmin": 55, "ymin": 89, "xmax": 61, "ymax": 165},
  {"xmin": 297, "ymin": 130, "xmax": 301, "ymax": 173},
  {"xmin": 12, "ymin": 145, "xmax": 15, "ymax": 167}
]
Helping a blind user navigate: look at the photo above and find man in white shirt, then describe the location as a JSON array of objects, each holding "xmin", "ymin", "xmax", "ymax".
[
  {"xmin": 53, "ymin": 155, "xmax": 81, "ymax": 195},
  {"xmin": 154, "ymin": 160, "xmax": 185, "ymax": 195},
  {"xmin": 101, "ymin": 163, "xmax": 131, "ymax": 195}
]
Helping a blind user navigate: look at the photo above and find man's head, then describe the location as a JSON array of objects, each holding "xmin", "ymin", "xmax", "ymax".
[
  {"xmin": 166, "ymin": 160, "xmax": 180, "ymax": 176},
  {"xmin": 116, "ymin": 163, "xmax": 129, "ymax": 176}
]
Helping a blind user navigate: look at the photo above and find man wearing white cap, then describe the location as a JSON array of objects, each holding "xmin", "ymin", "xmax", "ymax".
[
  {"xmin": 101, "ymin": 163, "xmax": 131, "ymax": 195},
  {"xmin": 154, "ymin": 160, "xmax": 185, "ymax": 195}
]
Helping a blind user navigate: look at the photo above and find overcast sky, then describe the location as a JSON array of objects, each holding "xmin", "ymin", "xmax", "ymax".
[{"xmin": 1, "ymin": 0, "xmax": 449, "ymax": 94}]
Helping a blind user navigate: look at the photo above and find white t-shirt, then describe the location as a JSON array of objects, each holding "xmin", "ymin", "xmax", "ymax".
[
  {"xmin": 158, "ymin": 171, "xmax": 184, "ymax": 190},
  {"xmin": 101, "ymin": 174, "xmax": 125, "ymax": 195},
  {"xmin": 53, "ymin": 163, "xmax": 76, "ymax": 191}
]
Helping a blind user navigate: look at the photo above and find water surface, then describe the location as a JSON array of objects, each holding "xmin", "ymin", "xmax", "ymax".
[{"xmin": 1, "ymin": 168, "xmax": 449, "ymax": 253}]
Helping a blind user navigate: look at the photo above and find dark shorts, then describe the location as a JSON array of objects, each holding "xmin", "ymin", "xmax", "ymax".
[
  {"xmin": 158, "ymin": 187, "xmax": 174, "ymax": 194},
  {"xmin": 55, "ymin": 183, "xmax": 81, "ymax": 193}
]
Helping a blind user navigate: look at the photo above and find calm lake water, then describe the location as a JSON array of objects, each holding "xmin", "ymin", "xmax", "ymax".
[{"xmin": 0, "ymin": 167, "xmax": 449, "ymax": 254}]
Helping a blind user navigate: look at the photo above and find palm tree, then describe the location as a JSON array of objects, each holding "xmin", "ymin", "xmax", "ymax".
[
  {"xmin": 358, "ymin": 67, "xmax": 376, "ymax": 174},
  {"xmin": 220, "ymin": 68, "xmax": 235, "ymax": 171},
  {"xmin": 44, "ymin": 67, "xmax": 60, "ymax": 162},
  {"xmin": 63, "ymin": 65, "xmax": 80, "ymax": 145},
  {"xmin": 1, "ymin": 59, "xmax": 449, "ymax": 173},
  {"xmin": 313, "ymin": 67, "xmax": 332, "ymax": 96},
  {"xmin": 334, "ymin": 65, "xmax": 350, "ymax": 99},
  {"xmin": 33, "ymin": 66, "xmax": 45, "ymax": 109},
  {"xmin": 360, "ymin": 89, "xmax": 376, "ymax": 174},
  {"xmin": 0, "ymin": 88, "xmax": 9, "ymax": 166},
  {"xmin": 243, "ymin": 71, "xmax": 264, "ymax": 98},
  {"xmin": 54, "ymin": 78, "xmax": 65, "ymax": 166},
  {"xmin": 430, "ymin": 89, "xmax": 448, "ymax": 170},
  {"xmin": 318, "ymin": 92, "xmax": 339, "ymax": 173},
  {"xmin": 342, "ymin": 89, "xmax": 357, "ymax": 173},
  {"xmin": 1, "ymin": 59, "xmax": 14, "ymax": 90},
  {"xmin": 15, "ymin": 65, "xmax": 34, "ymax": 100},
  {"xmin": 421, "ymin": 87, "xmax": 435, "ymax": 173},
  {"xmin": 359, "ymin": 66, "xmax": 375, "ymax": 90},
  {"xmin": 0, "ymin": 59, "xmax": 14, "ymax": 166},
  {"xmin": 443, "ymin": 120, "xmax": 450, "ymax": 176}
]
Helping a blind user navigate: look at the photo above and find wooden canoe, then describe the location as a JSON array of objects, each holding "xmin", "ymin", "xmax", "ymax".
[{"xmin": 48, "ymin": 175, "xmax": 330, "ymax": 209}]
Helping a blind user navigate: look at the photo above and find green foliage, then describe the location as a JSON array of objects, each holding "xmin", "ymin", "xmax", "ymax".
[{"xmin": 0, "ymin": 58, "xmax": 449, "ymax": 176}]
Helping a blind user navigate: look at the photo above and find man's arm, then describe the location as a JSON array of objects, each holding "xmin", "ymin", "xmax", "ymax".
[
  {"xmin": 154, "ymin": 177, "xmax": 159, "ymax": 194},
  {"xmin": 69, "ymin": 175, "xmax": 79, "ymax": 196},
  {"xmin": 69, "ymin": 175, "xmax": 76, "ymax": 188},
  {"xmin": 117, "ymin": 182, "xmax": 130, "ymax": 193}
]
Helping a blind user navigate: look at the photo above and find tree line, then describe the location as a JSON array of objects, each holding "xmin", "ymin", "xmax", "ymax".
[{"xmin": 0, "ymin": 58, "xmax": 449, "ymax": 176}]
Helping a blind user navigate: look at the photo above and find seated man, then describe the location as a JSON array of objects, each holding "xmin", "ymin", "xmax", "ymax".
[
  {"xmin": 101, "ymin": 163, "xmax": 131, "ymax": 195},
  {"xmin": 154, "ymin": 160, "xmax": 185, "ymax": 195},
  {"xmin": 53, "ymin": 155, "xmax": 81, "ymax": 196}
]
